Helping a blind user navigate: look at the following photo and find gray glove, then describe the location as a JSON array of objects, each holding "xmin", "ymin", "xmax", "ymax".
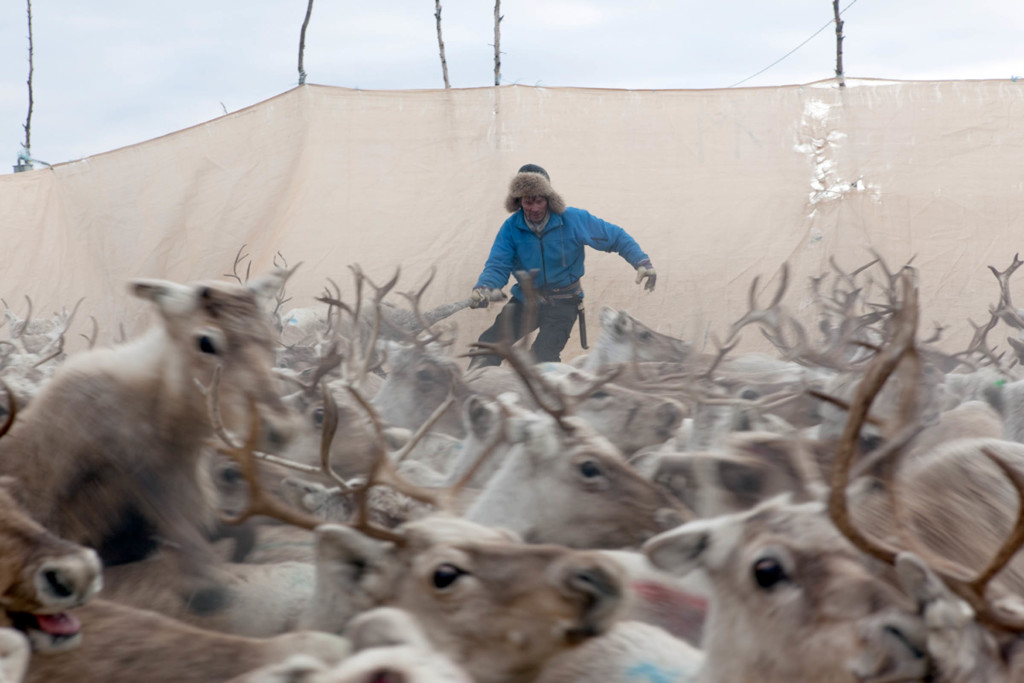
[
  {"xmin": 635, "ymin": 259, "xmax": 657, "ymax": 293},
  {"xmin": 470, "ymin": 287, "xmax": 506, "ymax": 308}
]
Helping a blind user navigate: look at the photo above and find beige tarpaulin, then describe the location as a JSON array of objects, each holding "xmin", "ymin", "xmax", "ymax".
[{"xmin": 2, "ymin": 80, "xmax": 1023, "ymax": 361}]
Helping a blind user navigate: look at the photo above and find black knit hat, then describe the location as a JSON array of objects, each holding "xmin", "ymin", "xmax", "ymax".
[
  {"xmin": 505, "ymin": 164, "xmax": 566, "ymax": 214},
  {"xmin": 517, "ymin": 163, "xmax": 550, "ymax": 180}
]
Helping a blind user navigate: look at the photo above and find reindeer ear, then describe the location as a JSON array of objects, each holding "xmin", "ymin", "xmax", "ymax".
[
  {"xmin": 849, "ymin": 609, "xmax": 929, "ymax": 683},
  {"xmin": 598, "ymin": 306, "xmax": 617, "ymax": 327},
  {"xmin": 506, "ymin": 412, "xmax": 560, "ymax": 463},
  {"xmin": 612, "ymin": 310, "xmax": 632, "ymax": 335},
  {"xmin": 130, "ymin": 278, "xmax": 196, "ymax": 311},
  {"xmin": 464, "ymin": 395, "xmax": 499, "ymax": 441},
  {"xmin": 643, "ymin": 521, "xmax": 713, "ymax": 576},
  {"xmin": 895, "ymin": 552, "xmax": 957, "ymax": 610}
]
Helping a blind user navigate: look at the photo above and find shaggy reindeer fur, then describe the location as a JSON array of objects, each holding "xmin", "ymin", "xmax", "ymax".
[{"xmin": 0, "ymin": 272, "xmax": 299, "ymax": 611}]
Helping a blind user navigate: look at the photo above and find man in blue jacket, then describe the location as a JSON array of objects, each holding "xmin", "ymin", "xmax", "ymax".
[{"xmin": 468, "ymin": 164, "xmax": 657, "ymax": 369}]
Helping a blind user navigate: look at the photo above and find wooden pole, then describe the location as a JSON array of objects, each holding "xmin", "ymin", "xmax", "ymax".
[
  {"xmin": 297, "ymin": 0, "xmax": 314, "ymax": 85},
  {"xmin": 435, "ymin": 0, "xmax": 451, "ymax": 88},
  {"xmin": 833, "ymin": 0, "xmax": 845, "ymax": 87},
  {"xmin": 20, "ymin": 0, "xmax": 34, "ymax": 169},
  {"xmin": 493, "ymin": 0, "xmax": 502, "ymax": 86}
]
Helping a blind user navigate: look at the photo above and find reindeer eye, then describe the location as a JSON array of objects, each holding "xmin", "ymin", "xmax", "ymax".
[
  {"xmin": 197, "ymin": 335, "xmax": 218, "ymax": 355},
  {"xmin": 590, "ymin": 390, "xmax": 610, "ymax": 400},
  {"xmin": 752, "ymin": 557, "xmax": 788, "ymax": 589},
  {"xmin": 311, "ymin": 406, "xmax": 325, "ymax": 428},
  {"xmin": 416, "ymin": 368, "xmax": 434, "ymax": 383},
  {"xmin": 638, "ymin": 331, "xmax": 653, "ymax": 341},
  {"xmin": 579, "ymin": 460, "xmax": 603, "ymax": 478},
  {"xmin": 432, "ymin": 563, "xmax": 465, "ymax": 590}
]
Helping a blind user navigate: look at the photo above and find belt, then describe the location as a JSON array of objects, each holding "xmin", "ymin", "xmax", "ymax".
[{"xmin": 538, "ymin": 281, "xmax": 583, "ymax": 300}]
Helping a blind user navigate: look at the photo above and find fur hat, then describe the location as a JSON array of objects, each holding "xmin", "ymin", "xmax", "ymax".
[{"xmin": 504, "ymin": 164, "xmax": 566, "ymax": 214}]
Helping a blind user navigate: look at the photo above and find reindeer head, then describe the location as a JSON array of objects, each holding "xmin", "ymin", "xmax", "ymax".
[
  {"xmin": 302, "ymin": 516, "xmax": 626, "ymax": 683},
  {"xmin": 645, "ymin": 498, "xmax": 917, "ymax": 682},
  {"xmin": 0, "ymin": 477, "xmax": 102, "ymax": 654},
  {"xmin": 465, "ymin": 398, "xmax": 688, "ymax": 548},
  {"xmin": 371, "ymin": 342, "xmax": 469, "ymax": 438},
  {"xmin": 589, "ymin": 308, "xmax": 692, "ymax": 367},
  {"xmin": 131, "ymin": 269, "xmax": 301, "ymax": 451}
]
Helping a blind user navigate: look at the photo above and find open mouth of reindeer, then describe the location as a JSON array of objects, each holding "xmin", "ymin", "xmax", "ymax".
[{"xmin": 7, "ymin": 609, "xmax": 83, "ymax": 652}]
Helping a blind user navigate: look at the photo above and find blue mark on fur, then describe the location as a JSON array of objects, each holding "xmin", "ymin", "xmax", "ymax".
[{"xmin": 626, "ymin": 662, "xmax": 684, "ymax": 683}]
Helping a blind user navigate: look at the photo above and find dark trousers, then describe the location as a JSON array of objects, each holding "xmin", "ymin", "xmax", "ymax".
[{"xmin": 469, "ymin": 297, "xmax": 580, "ymax": 369}]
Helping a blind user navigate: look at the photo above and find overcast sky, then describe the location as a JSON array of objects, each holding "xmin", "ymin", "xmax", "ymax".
[{"xmin": 1, "ymin": 0, "xmax": 1021, "ymax": 170}]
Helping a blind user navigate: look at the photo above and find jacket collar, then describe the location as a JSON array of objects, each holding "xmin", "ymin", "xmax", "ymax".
[{"xmin": 512, "ymin": 209, "xmax": 564, "ymax": 234}]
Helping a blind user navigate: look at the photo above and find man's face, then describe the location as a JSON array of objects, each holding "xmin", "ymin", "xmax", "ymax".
[{"xmin": 521, "ymin": 195, "xmax": 549, "ymax": 223}]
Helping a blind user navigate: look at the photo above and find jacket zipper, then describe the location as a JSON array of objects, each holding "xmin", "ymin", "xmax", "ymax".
[{"xmin": 536, "ymin": 231, "xmax": 548, "ymax": 287}]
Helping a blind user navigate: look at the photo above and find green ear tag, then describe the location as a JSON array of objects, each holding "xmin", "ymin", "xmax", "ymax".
[{"xmin": 995, "ymin": 379, "xmax": 1008, "ymax": 387}]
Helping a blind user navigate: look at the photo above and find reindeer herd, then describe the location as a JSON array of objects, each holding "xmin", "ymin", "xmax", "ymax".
[{"xmin": 4, "ymin": 252, "xmax": 1024, "ymax": 681}]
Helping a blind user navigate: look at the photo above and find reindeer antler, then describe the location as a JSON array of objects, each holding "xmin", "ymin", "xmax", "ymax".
[
  {"xmin": 33, "ymin": 297, "xmax": 85, "ymax": 368},
  {"xmin": 220, "ymin": 400, "xmax": 326, "ymax": 531},
  {"xmin": 224, "ymin": 244, "xmax": 252, "ymax": 285},
  {"xmin": 699, "ymin": 333, "xmax": 741, "ymax": 380},
  {"xmin": 725, "ymin": 263, "xmax": 790, "ymax": 344},
  {"xmin": 204, "ymin": 365, "xmax": 322, "ymax": 476},
  {"xmin": 827, "ymin": 267, "xmax": 1024, "ymax": 633},
  {"xmin": 828, "ymin": 267, "xmax": 919, "ymax": 566}
]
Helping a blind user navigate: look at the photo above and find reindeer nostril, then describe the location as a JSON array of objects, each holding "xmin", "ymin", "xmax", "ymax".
[{"xmin": 44, "ymin": 569, "xmax": 74, "ymax": 599}]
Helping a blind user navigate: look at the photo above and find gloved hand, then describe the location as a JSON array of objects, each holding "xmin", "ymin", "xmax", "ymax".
[
  {"xmin": 470, "ymin": 287, "xmax": 506, "ymax": 308},
  {"xmin": 635, "ymin": 259, "xmax": 657, "ymax": 293}
]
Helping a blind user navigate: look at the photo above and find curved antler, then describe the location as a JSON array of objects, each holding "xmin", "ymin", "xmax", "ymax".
[
  {"xmin": 725, "ymin": 263, "xmax": 790, "ymax": 343},
  {"xmin": 827, "ymin": 267, "xmax": 1024, "ymax": 633},
  {"xmin": 828, "ymin": 268, "xmax": 919, "ymax": 566}
]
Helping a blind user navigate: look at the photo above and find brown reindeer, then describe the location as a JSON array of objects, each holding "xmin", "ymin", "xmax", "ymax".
[
  {"xmin": 296, "ymin": 517, "xmax": 628, "ymax": 683},
  {"xmin": 0, "ymin": 406, "xmax": 347, "ymax": 683},
  {"xmin": 0, "ymin": 271, "xmax": 302, "ymax": 614},
  {"xmin": 0, "ymin": 480, "xmax": 101, "ymax": 655}
]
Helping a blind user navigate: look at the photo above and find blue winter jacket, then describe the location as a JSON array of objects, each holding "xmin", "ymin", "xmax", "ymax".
[{"xmin": 474, "ymin": 207, "xmax": 649, "ymax": 301}]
